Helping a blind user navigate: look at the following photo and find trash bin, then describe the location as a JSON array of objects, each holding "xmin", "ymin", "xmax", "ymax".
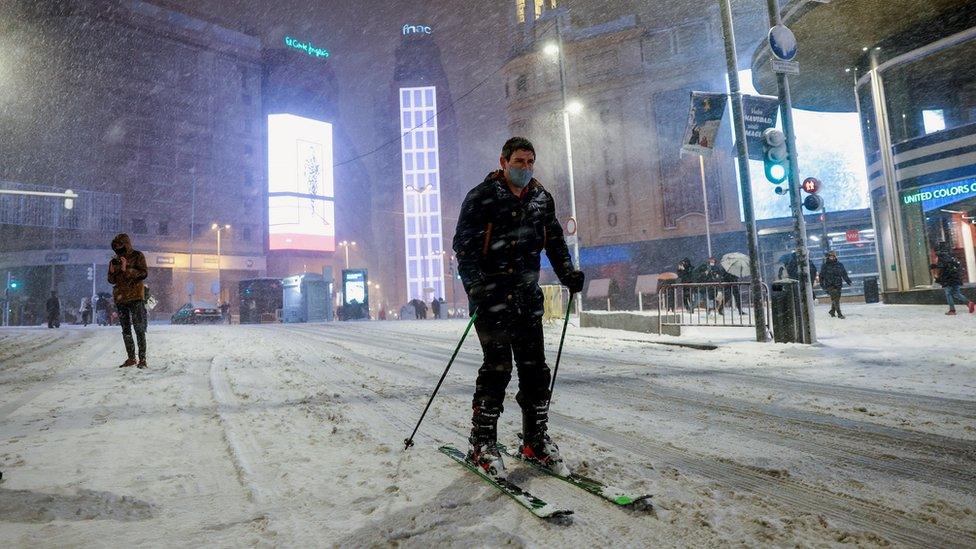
[
  {"xmin": 863, "ymin": 276, "xmax": 880, "ymax": 304},
  {"xmin": 770, "ymin": 279, "xmax": 801, "ymax": 343}
]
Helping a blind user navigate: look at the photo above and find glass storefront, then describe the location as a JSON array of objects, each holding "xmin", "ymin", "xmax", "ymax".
[{"xmin": 860, "ymin": 32, "xmax": 976, "ymax": 291}]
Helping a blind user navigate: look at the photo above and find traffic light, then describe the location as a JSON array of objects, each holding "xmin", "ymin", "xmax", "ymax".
[
  {"xmin": 802, "ymin": 177, "xmax": 824, "ymax": 211},
  {"xmin": 64, "ymin": 189, "xmax": 75, "ymax": 210},
  {"xmin": 762, "ymin": 128, "xmax": 789, "ymax": 188},
  {"xmin": 86, "ymin": 266, "xmax": 94, "ymax": 281}
]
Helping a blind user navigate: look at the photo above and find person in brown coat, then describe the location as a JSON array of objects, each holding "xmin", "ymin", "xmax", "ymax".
[{"xmin": 107, "ymin": 233, "xmax": 149, "ymax": 368}]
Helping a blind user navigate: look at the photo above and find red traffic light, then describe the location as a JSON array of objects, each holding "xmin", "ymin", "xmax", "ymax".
[{"xmin": 801, "ymin": 177, "xmax": 821, "ymax": 194}]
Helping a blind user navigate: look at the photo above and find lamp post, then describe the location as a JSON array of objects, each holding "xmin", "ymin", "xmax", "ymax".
[
  {"xmin": 543, "ymin": 22, "xmax": 583, "ymax": 313},
  {"xmin": 211, "ymin": 223, "xmax": 230, "ymax": 302},
  {"xmin": 338, "ymin": 240, "xmax": 357, "ymax": 269}
]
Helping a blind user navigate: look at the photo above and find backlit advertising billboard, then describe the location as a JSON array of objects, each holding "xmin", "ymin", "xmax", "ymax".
[{"xmin": 268, "ymin": 114, "xmax": 336, "ymax": 252}]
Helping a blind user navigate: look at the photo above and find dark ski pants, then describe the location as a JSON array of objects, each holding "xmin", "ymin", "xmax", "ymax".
[
  {"xmin": 470, "ymin": 313, "xmax": 551, "ymax": 446},
  {"xmin": 826, "ymin": 287, "xmax": 843, "ymax": 315},
  {"xmin": 944, "ymin": 285, "xmax": 969, "ymax": 311},
  {"xmin": 117, "ymin": 300, "xmax": 148, "ymax": 360},
  {"xmin": 47, "ymin": 314, "xmax": 60, "ymax": 329}
]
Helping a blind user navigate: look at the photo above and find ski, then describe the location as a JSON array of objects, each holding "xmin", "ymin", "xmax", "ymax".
[
  {"xmin": 501, "ymin": 444, "xmax": 652, "ymax": 509},
  {"xmin": 439, "ymin": 445, "xmax": 573, "ymax": 522}
]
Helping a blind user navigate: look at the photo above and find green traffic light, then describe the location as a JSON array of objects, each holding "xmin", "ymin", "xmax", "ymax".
[
  {"xmin": 765, "ymin": 162, "xmax": 788, "ymax": 184},
  {"xmin": 9, "ymin": 282, "xmax": 18, "ymax": 289}
]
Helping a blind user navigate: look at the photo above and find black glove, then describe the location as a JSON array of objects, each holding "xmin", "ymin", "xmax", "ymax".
[
  {"xmin": 564, "ymin": 270, "xmax": 585, "ymax": 294},
  {"xmin": 467, "ymin": 280, "xmax": 494, "ymax": 307}
]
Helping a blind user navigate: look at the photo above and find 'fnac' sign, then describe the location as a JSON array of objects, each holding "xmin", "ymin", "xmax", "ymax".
[{"xmin": 402, "ymin": 24, "xmax": 432, "ymax": 36}]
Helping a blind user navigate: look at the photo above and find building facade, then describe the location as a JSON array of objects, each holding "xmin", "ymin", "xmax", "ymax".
[
  {"xmin": 0, "ymin": 0, "xmax": 267, "ymax": 318},
  {"xmin": 503, "ymin": 1, "xmax": 769, "ymax": 308}
]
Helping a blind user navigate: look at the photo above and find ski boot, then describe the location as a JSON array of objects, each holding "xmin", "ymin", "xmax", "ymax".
[
  {"xmin": 520, "ymin": 400, "xmax": 570, "ymax": 476},
  {"xmin": 466, "ymin": 442, "xmax": 506, "ymax": 478},
  {"xmin": 467, "ymin": 403, "xmax": 505, "ymax": 477},
  {"xmin": 520, "ymin": 433, "xmax": 570, "ymax": 477}
]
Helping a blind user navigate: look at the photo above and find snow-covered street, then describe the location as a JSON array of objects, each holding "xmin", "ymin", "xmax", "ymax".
[{"xmin": 1, "ymin": 303, "xmax": 974, "ymax": 547}]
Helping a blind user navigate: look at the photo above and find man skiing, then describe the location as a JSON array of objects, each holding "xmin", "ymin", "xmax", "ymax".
[
  {"xmin": 453, "ymin": 137, "xmax": 584, "ymax": 478},
  {"xmin": 107, "ymin": 233, "xmax": 149, "ymax": 368},
  {"xmin": 818, "ymin": 250, "xmax": 852, "ymax": 318}
]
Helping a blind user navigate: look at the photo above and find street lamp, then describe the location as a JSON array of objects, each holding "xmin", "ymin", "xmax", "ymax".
[
  {"xmin": 542, "ymin": 19, "xmax": 582, "ymax": 312},
  {"xmin": 338, "ymin": 240, "xmax": 357, "ymax": 269},
  {"xmin": 211, "ymin": 223, "xmax": 230, "ymax": 303}
]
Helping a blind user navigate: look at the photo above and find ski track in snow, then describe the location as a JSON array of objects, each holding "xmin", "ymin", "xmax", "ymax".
[{"xmin": 0, "ymin": 303, "xmax": 974, "ymax": 547}]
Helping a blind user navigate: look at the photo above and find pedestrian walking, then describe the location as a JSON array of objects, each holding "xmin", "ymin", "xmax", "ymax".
[
  {"xmin": 80, "ymin": 296, "xmax": 93, "ymax": 326},
  {"xmin": 818, "ymin": 250, "xmax": 852, "ymax": 318},
  {"xmin": 431, "ymin": 297, "xmax": 441, "ymax": 319},
  {"xmin": 45, "ymin": 291, "xmax": 61, "ymax": 329},
  {"xmin": 931, "ymin": 242, "xmax": 974, "ymax": 315},
  {"xmin": 453, "ymin": 137, "xmax": 584, "ymax": 477},
  {"xmin": 107, "ymin": 233, "xmax": 149, "ymax": 368}
]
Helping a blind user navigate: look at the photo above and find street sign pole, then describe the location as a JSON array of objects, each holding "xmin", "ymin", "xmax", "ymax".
[
  {"xmin": 719, "ymin": 0, "xmax": 769, "ymax": 342},
  {"xmin": 765, "ymin": 0, "xmax": 817, "ymax": 344}
]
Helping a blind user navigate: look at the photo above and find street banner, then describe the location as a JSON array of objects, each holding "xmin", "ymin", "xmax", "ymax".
[
  {"xmin": 742, "ymin": 94, "xmax": 780, "ymax": 161},
  {"xmin": 681, "ymin": 91, "xmax": 728, "ymax": 157}
]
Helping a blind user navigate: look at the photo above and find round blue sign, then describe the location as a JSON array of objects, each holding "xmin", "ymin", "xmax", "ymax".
[{"xmin": 768, "ymin": 25, "xmax": 798, "ymax": 61}]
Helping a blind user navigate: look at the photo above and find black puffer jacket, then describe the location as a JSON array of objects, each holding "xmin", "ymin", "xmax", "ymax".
[
  {"xmin": 819, "ymin": 258, "xmax": 852, "ymax": 290},
  {"xmin": 934, "ymin": 252, "xmax": 963, "ymax": 286},
  {"xmin": 677, "ymin": 258, "xmax": 696, "ymax": 283},
  {"xmin": 453, "ymin": 171, "xmax": 574, "ymax": 319}
]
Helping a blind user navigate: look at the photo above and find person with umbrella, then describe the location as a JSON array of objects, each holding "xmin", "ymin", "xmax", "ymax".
[{"xmin": 720, "ymin": 252, "xmax": 750, "ymax": 315}]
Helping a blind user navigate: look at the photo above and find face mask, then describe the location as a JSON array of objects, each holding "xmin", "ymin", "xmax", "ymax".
[{"xmin": 507, "ymin": 166, "xmax": 532, "ymax": 189}]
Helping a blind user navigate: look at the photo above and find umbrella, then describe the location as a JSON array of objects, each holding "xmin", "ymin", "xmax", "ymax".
[{"xmin": 721, "ymin": 253, "xmax": 750, "ymax": 278}]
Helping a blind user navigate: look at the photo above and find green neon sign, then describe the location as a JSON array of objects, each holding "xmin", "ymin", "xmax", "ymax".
[{"xmin": 284, "ymin": 36, "xmax": 330, "ymax": 59}]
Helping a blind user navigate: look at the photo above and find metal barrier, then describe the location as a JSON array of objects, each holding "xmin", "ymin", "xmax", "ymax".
[{"xmin": 658, "ymin": 282, "xmax": 771, "ymax": 330}]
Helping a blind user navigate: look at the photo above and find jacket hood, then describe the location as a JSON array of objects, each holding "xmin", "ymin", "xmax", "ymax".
[{"xmin": 111, "ymin": 233, "xmax": 133, "ymax": 254}]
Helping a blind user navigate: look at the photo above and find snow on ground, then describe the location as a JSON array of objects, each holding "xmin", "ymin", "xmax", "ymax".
[{"xmin": 0, "ymin": 302, "xmax": 974, "ymax": 547}]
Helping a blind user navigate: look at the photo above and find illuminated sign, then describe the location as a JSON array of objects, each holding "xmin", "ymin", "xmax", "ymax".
[
  {"xmin": 284, "ymin": 36, "xmax": 330, "ymax": 59},
  {"xmin": 402, "ymin": 24, "xmax": 432, "ymax": 36},
  {"xmin": 901, "ymin": 178, "xmax": 976, "ymax": 212},
  {"xmin": 268, "ymin": 114, "xmax": 336, "ymax": 252},
  {"xmin": 399, "ymin": 86, "xmax": 445, "ymax": 301}
]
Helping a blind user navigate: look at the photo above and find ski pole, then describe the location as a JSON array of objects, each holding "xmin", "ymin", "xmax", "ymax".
[
  {"xmin": 403, "ymin": 310, "xmax": 478, "ymax": 450},
  {"xmin": 547, "ymin": 292, "xmax": 575, "ymax": 412}
]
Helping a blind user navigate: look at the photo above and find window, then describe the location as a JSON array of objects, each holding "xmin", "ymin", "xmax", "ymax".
[
  {"xmin": 516, "ymin": 0, "xmax": 525, "ymax": 23},
  {"xmin": 516, "ymin": 74, "xmax": 528, "ymax": 93},
  {"xmin": 242, "ymin": 226, "xmax": 252, "ymax": 241},
  {"xmin": 922, "ymin": 109, "xmax": 946, "ymax": 135},
  {"xmin": 132, "ymin": 218, "xmax": 147, "ymax": 234},
  {"xmin": 157, "ymin": 220, "xmax": 168, "ymax": 236}
]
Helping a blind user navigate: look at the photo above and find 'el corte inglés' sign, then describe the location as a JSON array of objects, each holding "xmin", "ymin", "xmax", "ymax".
[{"xmin": 284, "ymin": 36, "xmax": 330, "ymax": 59}]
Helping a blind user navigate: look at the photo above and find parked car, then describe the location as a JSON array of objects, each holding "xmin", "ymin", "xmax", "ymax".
[{"xmin": 171, "ymin": 302, "xmax": 222, "ymax": 324}]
